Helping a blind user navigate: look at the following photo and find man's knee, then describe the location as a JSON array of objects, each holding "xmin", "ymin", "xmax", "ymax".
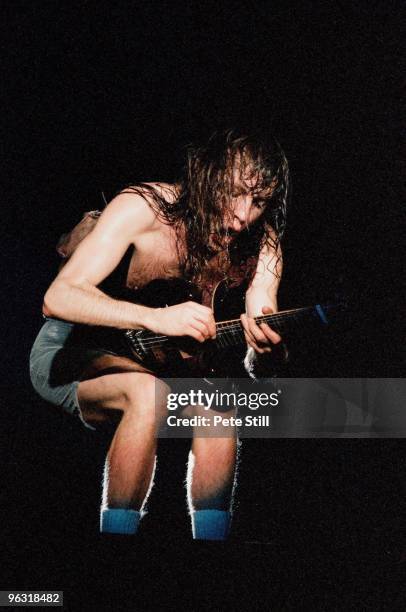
[{"xmin": 121, "ymin": 372, "xmax": 168, "ymax": 421}]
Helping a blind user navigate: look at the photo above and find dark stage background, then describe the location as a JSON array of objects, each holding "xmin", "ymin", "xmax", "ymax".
[{"xmin": 1, "ymin": 2, "xmax": 404, "ymax": 609}]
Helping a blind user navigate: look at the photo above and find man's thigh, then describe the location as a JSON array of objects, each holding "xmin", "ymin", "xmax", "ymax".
[{"xmin": 30, "ymin": 317, "xmax": 158, "ymax": 427}]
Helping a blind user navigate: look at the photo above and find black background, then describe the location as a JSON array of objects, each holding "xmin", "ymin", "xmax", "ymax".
[{"xmin": 1, "ymin": 2, "xmax": 404, "ymax": 609}]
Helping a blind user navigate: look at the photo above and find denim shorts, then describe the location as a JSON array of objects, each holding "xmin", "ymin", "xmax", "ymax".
[{"xmin": 29, "ymin": 317, "xmax": 127, "ymax": 430}]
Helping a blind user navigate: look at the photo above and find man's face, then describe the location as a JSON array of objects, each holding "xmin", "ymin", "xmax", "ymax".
[{"xmin": 218, "ymin": 161, "xmax": 274, "ymax": 245}]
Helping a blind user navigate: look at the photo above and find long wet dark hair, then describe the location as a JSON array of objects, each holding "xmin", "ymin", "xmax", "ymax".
[{"xmin": 122, "ymin": 128, "xmax": 289, "ymax": 281}]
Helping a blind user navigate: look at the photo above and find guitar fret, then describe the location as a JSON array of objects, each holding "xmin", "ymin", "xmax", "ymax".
[{"xmin": 217, "ymin": 333, "xmax": 226, "ymax": 348}]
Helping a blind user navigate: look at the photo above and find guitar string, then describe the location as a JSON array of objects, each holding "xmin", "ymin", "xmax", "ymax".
[
  {"xmin": 131, "ymin": 308, "xmax": 318, "ymax": 349},
  {"xmin": 132, "ymin": 312, "xmax": 304, "ymax": 347},
  {"xmin": 132, "ymin": 304, "xmax": 341, "ymax": 349},
  {"xmin": 129, "ymin": 306, "xmax": 315, "ymax": 344},
  {"xmin": 215, "ymin": 310, "xmax": 312, "ymax": 330},
  {"xmin": 213, "ymin": 304, "xmax": 337, "ymax": 331},
  {"xmin": 127, "ymin": 312, "xmax": 299, "ymax": 346},
  {"xmin": 126, "ymin": 299, "xmax": 341, "ymax": 350}
]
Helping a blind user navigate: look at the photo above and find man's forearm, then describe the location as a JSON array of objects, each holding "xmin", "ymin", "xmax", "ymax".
[{"xmin": 43, "ymin": 280, "xmax": 153, "ymax": 329}]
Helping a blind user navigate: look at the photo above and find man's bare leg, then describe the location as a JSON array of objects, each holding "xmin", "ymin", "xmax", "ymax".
[
  {"xmin": 77, "ymin": 358, "xmax": 168, "ymax": 534},
  {"xmin": 186, "ymin": 408, "xmax": 238, "ymax": 540}
]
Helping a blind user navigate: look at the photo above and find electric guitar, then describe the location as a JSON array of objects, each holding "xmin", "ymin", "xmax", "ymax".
[{"xmin": 122, "ymin": 278, "xmax": 346, "ymax": 376}]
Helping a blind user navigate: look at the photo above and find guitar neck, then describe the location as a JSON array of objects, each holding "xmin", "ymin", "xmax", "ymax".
[{"xmin": 213, "ymin": 303, "xmax": 340, "ymax": 348}]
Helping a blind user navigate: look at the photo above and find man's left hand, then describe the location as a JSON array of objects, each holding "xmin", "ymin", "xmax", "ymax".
[{"xmin": 240, "ymin": 306, "xmax": 282, "ymax": 354}]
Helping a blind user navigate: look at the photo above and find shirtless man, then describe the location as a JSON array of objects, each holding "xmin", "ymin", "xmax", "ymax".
[{"xmin": 29, "ymin": 129, "xmax": 289, "ymax": 540}]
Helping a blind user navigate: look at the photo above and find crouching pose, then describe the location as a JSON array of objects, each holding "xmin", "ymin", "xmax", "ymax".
[{"xmin": 29, "ymin": 128, "xmax": 289, "ymax": 539}]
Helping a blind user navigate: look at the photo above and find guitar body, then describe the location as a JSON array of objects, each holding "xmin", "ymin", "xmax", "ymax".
[{"xmin": 124, "ymin": 277, "xmax": 248, "ymax": 377}]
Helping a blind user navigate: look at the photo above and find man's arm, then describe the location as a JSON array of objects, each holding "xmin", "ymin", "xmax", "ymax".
[
  {"xmin": 43, "ymin": 193, "xmax": 157, "ymax": 328},
  {"xmin": 241, "ymin": 240, "xmax": 283, "ymax": 354},
  {"xmin": 43, "ymin": 193, "xmax": 216, "ymax": 340}
]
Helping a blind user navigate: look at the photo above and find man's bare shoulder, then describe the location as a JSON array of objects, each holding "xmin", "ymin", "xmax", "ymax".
[
  {"xmin": 105, "ymin": 183, "xmax": 178, "ymax": 229},
  {"xmin": 102, "ymin": 191, "xmax": 158, "ymax": 230}
]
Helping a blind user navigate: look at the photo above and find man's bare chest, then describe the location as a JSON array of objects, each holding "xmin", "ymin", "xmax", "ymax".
[
  {"xmin": 125, "ymin": 229, "xmax": 183, "ymax": 290},
  {"xmin": 123, "ymin": 225, "xmax": 255, "ymax": 296}
]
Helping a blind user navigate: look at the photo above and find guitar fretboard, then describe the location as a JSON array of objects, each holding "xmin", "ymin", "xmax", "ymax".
[{"xmin": 213, "ymin": 304, "xmax": 334, "ymax": 348}]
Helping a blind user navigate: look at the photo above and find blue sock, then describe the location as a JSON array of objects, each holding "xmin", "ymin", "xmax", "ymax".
[
  {"xmin": 100, "ymin": 508, "xmax": 141, "ymax": 535},
  {"xmin": 191, "ymin": 510, "xmax": 231, "ymax": 540}
]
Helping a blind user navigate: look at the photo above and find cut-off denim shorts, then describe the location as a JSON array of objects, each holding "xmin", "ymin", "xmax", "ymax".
[{"xmin": 29, "ymin": 317, "xmax": 127, "ymax": 430}]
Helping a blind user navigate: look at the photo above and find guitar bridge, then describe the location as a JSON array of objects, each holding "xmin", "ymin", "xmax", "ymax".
[{"xmin": 124, "ymin": 329, "xmax": 148, "ymax": 358}]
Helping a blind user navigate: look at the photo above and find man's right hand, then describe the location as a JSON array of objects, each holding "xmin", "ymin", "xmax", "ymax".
[{"xmin": 145, "ymin": 302, "xmax": 216, "ymax": 342}]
